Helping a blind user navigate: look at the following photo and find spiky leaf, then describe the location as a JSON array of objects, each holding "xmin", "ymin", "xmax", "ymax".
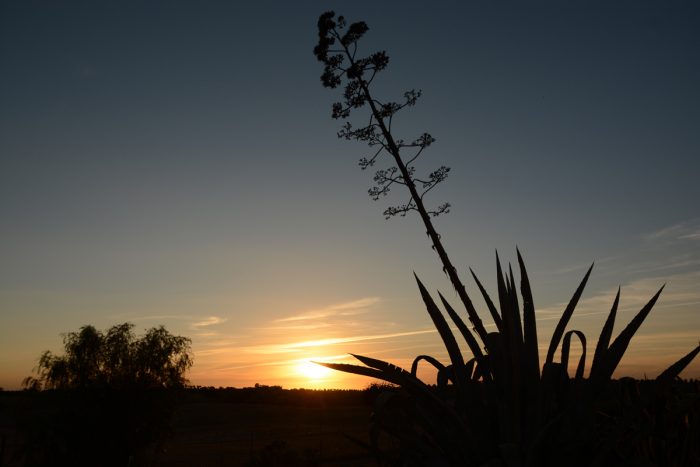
[
  {"xmin": 545, "ymin": 264, "xmax": 594, "ymax": 365},
  {"xmin": 438, "ymin": 292, "xmax": 484, "ymax": 360},
  {"xmin": 517, "ymin": 248, "xmax": 540, "ymax": 380},
  {"xmin": 414, "ymin": 274, "xmax": 467, "ymax": 387},
  {"xmin": 470, "ymin": 267, "xmax": 503, "ymax": 332},
  {"xmin": 589, "ymin": 287, "xmax": 620, "ymax": 381},
  {"xmin": 600, "ymin": 286, "xmax": 664, "ymax": 380},
  {"xmin": 656, "ymin": 343, "xmax": 700, "ymax": 381},
  {"xmin": 315, "ymin": 361, "xmax": 400, "ymax": 385}
]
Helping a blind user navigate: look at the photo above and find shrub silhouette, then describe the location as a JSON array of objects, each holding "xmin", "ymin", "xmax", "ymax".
[
  {"xmin": 314, "ymin": 11, "xmax": 700, "ymax": 466},
  {"xmin": 19, "ymin": 323, "xmax": 192, "ymax": 466}
]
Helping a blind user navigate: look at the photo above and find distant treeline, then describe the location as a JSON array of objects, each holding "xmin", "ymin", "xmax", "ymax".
[{"xmin": 180, "ymin": 382, "xmax": 396, "ymax": 406}]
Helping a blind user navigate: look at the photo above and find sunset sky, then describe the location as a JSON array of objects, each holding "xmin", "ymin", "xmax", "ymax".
[{"xmin": 1, "ymin": 1, "xmax": 699, "ymax": 390}]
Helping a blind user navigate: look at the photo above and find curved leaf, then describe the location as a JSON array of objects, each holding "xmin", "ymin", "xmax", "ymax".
[
  {"xmin": 545, "ymin": 263, "xmax": 594, "ymax": 365},
  {"xmin": 561, "ymin": 330, "xmax": 587, "ymax": 379},
  {"xmin": 411, "ymin": 354, "xmax": 447, "ymax": 377}
]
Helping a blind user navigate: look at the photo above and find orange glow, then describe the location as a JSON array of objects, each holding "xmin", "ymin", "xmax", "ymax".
[{"xmin": 296, "ymin": 360, "xmax": 332, "ymax": 381}]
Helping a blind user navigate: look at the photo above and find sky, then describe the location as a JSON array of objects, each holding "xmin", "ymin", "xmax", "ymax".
[{"xmin": 1, "ymin": 0, "xmax": 699, "ymax": 390}]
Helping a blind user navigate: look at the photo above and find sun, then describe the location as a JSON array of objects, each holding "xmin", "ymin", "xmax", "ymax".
[{"xmin": 297, "ymin": 360, "xmax": 332, "ymax": 380}]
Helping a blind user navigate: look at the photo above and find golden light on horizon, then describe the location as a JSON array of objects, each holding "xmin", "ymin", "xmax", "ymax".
[{"xmin": 296, "ymin": 359, "xmax": 332, "ymax": 381}]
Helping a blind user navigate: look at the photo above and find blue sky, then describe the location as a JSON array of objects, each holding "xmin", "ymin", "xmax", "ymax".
[{"xmin": 1, "ymin": 1, "xmax": 698, "ymax": 389}]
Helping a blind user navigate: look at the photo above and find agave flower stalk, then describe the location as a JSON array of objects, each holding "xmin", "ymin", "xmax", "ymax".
[{"xmin": 314, "ymin": 11, "xmax": 490, "ymax": 347}]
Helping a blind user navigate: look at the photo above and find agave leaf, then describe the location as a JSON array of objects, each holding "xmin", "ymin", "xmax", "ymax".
[
  {"xmin": 508, "ymin": 263, "xmax": 524, "ymax": 346},
  {"xmin": 485, "ymin": 332, "xmax": 504, "ymax": 380},
  {"xmin": 315, "ymin": 361, "xmax": 402, "ymax": 385},
  {"xmin": 561, "ymin": 330, "xmax": 587, "ymax": 379},
  {"xmin": 517, "ymin": 248, "xmax": 540, "ymax": 380},
  {"xmin": 438, "ymin": 291, "xmax": 484, "ymax": 360},
  {"xmin": 601, "ymin": 285, "xmax": 664, "ymax": 380},
  {"xmin": 335, "ymin": 354, "xmax": 441, "ymax": 404},
  {"xmin": 414, "ymin": 274, "xmax": 468, "ymax": 387},
  {"xmin": 351, "ymin": 353, "xmax": 406, "ymax": 371},
  {"xmin": 437, "ymin": 364, "xmax": 454, "ymax": 387},
  {"xmin": 545, "ymin": 263, "xmax": 594, "ymax": 365},
  {"xmin": 496, "ymin": 254, "xmax": 522, "ymax": 374},
  {"xmin": 499, "ymin": 259, "xmax": 525, "ymax": 444},
  {"xmin": 464, "ymin": 358, "xmax": 477, "ymax": 381},
  {"xmin": 516, "ymin": 249, "xmax": 541, "ymax": 441},
  {"xmin": 470, "ymin": 267, "xmax": 503, "ymax": 332},
  {"xmin": 656, "ymin": 342, "xmax": 700, "ymax": 382},
  {"xmin": 589, "ymin": 287, "xmax": 620, "ymax": 381},
  {"xmin": 495, "ymin": 253, "xmax": 511, "ymax": 342},
  {"xmin": 350, "ymin": 353, "xmax": 432, "ymax": 391},
  {"xmin": 411, "ymin": 354, "xmax": 447, "ymax": 377},
  {"xmin": 350, "ymin": 353, "xmax": 469, "ymax": 445}
]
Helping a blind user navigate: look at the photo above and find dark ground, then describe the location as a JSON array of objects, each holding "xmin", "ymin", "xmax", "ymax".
[
  {"xmin": 159, "ymin": 387, "xmax": 377, "ymax": 467},
  {"xmin": 0, "ymin": 387, "xmax": 380, "ymax": 467}
]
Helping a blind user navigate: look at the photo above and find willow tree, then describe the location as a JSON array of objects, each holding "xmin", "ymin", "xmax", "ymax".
[
  {"xmin": 21, "ymin": 323, "xmax": 193, "ymax": 466},
  {"xmin": 24, "ymin": 322, "xmax": 192, "ymax": 390}
]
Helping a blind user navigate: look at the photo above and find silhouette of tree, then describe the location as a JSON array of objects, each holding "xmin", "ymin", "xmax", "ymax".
[
  {"xmin": 19, "ymin": 323, "xmax": 192, "ymax": 466},
  {"xmin": 314, "ymin": 11, "xmax": 490, "ymax": 344},
  {"xmin": 23, "ymin": 322, "xmax": 192, "ymax": 390}
]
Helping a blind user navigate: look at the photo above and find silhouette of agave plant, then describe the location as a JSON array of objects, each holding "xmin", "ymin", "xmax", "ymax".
[
  {"xmin": 313, "ymin": 11, "xmax": 700, "ymax": 466},
  {"xmin": 316, "ymin": 252, "xmax": 700, "ymax": 466}
]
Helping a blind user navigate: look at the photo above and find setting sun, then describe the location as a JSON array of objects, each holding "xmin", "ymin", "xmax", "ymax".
[{"xmin": 297, "ymin": 360, "xmax": 332, "ymax": 380}]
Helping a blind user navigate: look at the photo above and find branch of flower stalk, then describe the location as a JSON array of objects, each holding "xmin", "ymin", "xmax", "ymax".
[{"xmin": 356, "ymin": 75, "xmax": 489, "ymax": 347}]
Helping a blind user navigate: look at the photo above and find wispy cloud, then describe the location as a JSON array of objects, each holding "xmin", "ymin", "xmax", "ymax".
[
  {"xmin": 644, "ymin": 223, "xmax": 685, "ymax": 241},
  {"xmin": 276, "ymin": 297, "xmax": 380, "ymax": 322},
  {"xmin": 551, "ymin": 256, "xmax": 617, "ymax": 275},
  {"xmin": 644, "ymin": 218, "xmax": 700, "ymax": 242},
  {"xmin": 259, "ymin": 323, "xmax": 332, "ymax": 331},
  {"xmin": 238, "ymin": 328, "xmax": 436, "ymax": 356},
  {"xmin": 191, "ymin": 316, "xmax": 227, "ymax": 329}
]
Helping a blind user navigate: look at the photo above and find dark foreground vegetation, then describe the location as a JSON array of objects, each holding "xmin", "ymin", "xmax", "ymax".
[
  {"xmin": 0, "ymin": 385, "xmax": 383, "ymax": 467},
  {"xmin": 1, "ymin": 381, "xmax": 699, "ymax": 466}
]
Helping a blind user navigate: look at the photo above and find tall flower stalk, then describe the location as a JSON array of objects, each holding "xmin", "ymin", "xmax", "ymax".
[{"xmin": 314, "ymin": 12, "xmax": 489, "ymax": 348}]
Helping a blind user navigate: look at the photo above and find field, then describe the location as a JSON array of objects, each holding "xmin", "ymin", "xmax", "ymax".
[
  {"xmin": 159, "ymin": 388, "xmax": 376, "ymax": 466},
  {"xmin": 0, "ymin": 387, "xmax": 380, "ymax": 467}
]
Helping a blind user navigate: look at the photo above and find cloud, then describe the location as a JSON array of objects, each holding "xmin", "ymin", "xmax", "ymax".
[
  {"xmin": 259, "ymin": 323, "xmax": 332, "ymax": 331},
  {"xmin": 191, "ymin": 316, "xmax": 227, "ymax": 329},
  {"xmin": 276, "ymin": 297, "xmax": 380, "ymax": 322},
  {"xmin": 112, "ymin": 314, "xmax": 184, "ymax": 322},
  {"xmin": 644, "ymin": 223, "xmax": 685, "ymax": 241},
  {"xmin": 644, "ymin": 218, "xmax": 700, "ymax": 242},
  {"xmin": 538, "ymin": 269, "xmax": 700, "ymax": 316},
  {"xmin": 238, "ymin": 328, "xmax": 436, "ymax": 356}
]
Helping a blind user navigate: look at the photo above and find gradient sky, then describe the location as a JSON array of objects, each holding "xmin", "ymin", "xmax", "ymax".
[{"xmin": 1, "ymin": 1, "xmax": 699, "ymax": 390}]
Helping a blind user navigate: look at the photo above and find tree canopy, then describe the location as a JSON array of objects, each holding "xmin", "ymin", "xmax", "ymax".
[{"xmin": 24, "ymin": 322, "xmax": 192, "ymax": 390}]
